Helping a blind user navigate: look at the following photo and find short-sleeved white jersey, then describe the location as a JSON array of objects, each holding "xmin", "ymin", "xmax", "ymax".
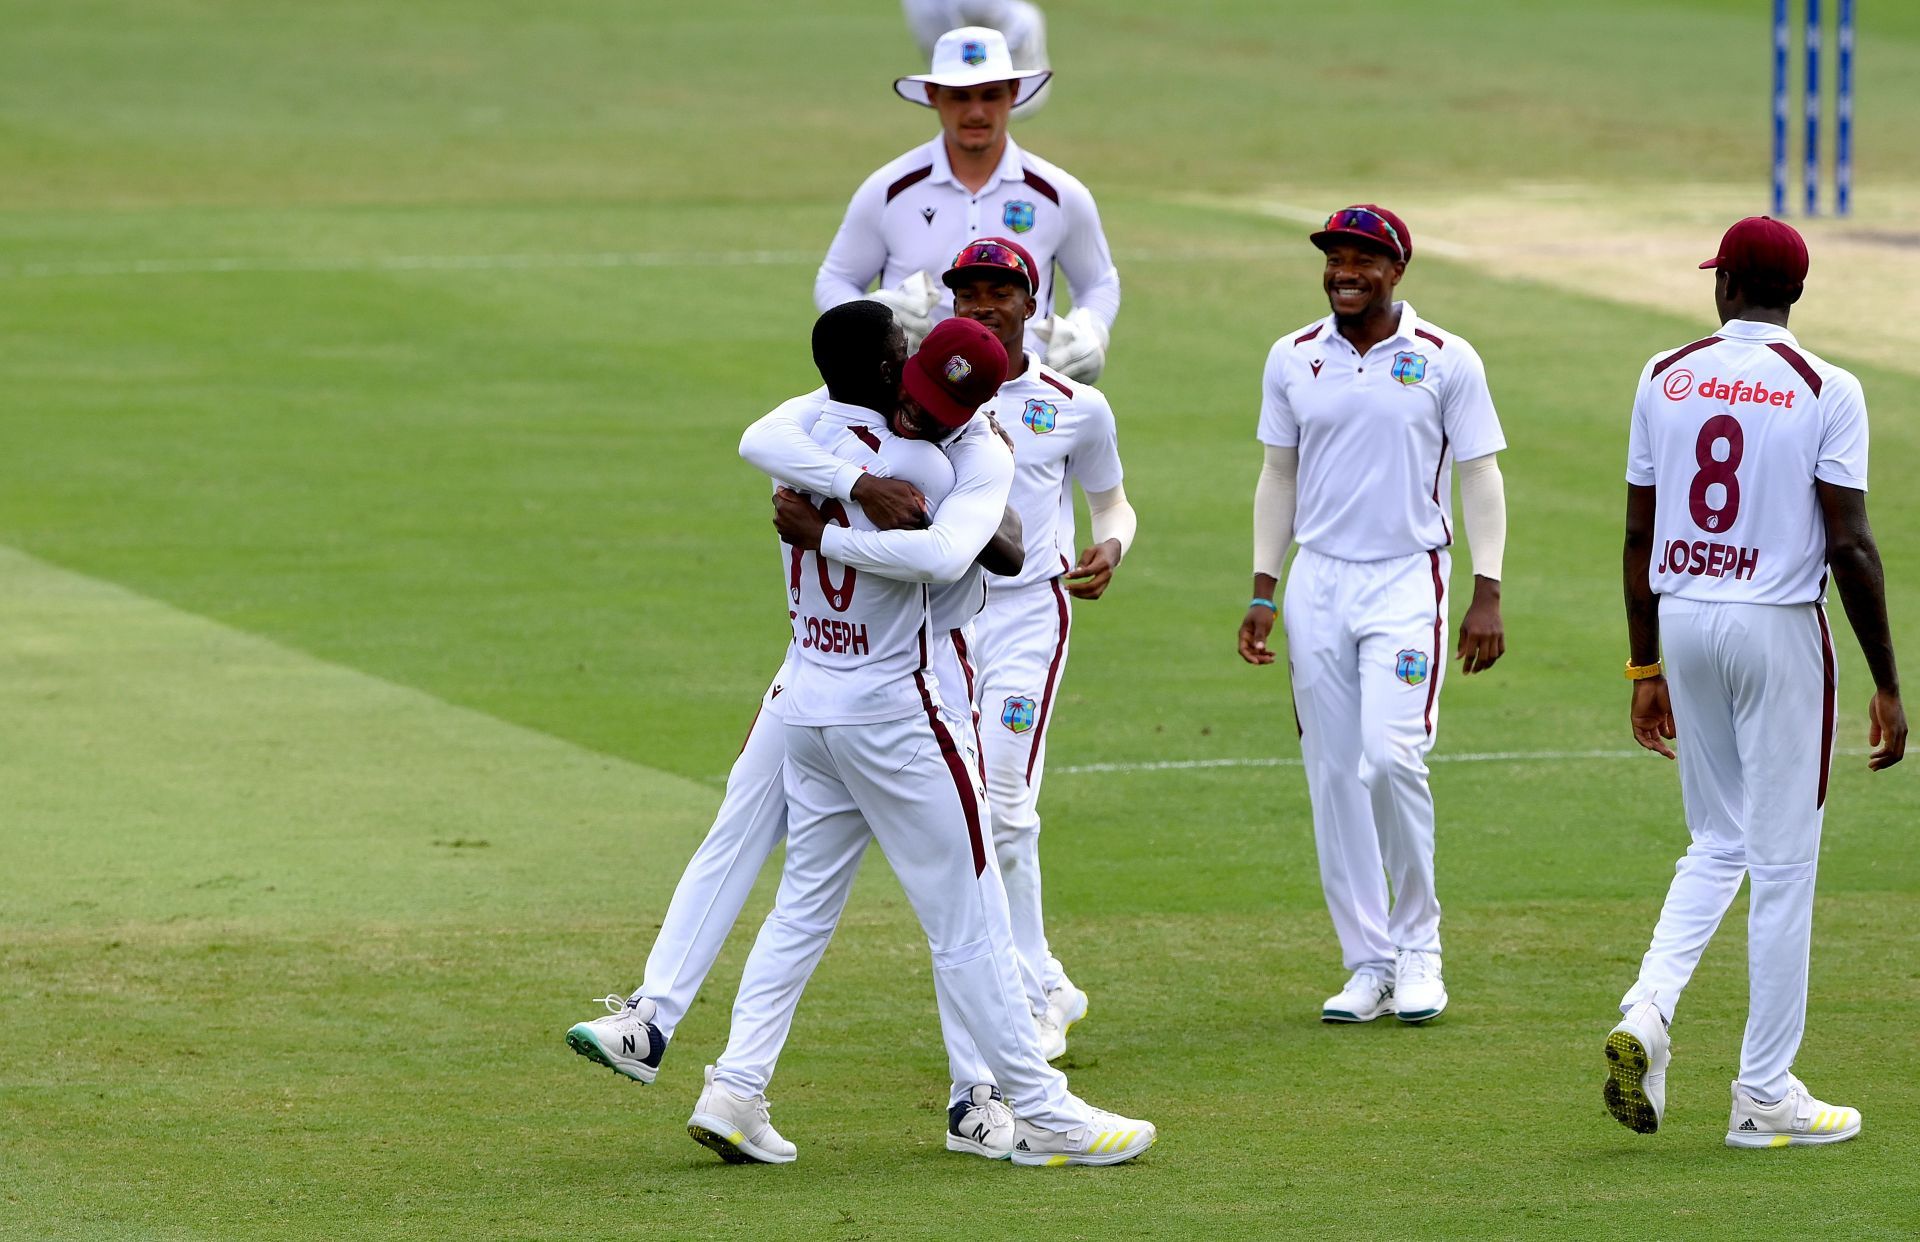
[
  {"xmin": 1258, "ymin": 303, "xmax": 1505, "ymax": 564},
  {"xmin": 814, "ymin": 136, "xmax": 1121, "ymax": 354},
  {"xmin": 784, "ymin": 412, "xmax": 956, "ymax": 726},
  {"xmin": 977, "ymin": 355, "xmax": 1124, "ymax": 588},
  {"xmin": 1626, "ymin": 319, "xmax": 1867, "ymax": 606}
]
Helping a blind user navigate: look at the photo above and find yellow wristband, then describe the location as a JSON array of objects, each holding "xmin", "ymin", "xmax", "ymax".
[{"xmin": 1625, "ymin": 660, "xmax": 1664, "ymax": 681}]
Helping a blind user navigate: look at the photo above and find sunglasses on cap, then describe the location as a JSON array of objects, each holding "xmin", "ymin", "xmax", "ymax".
[
  {"xmin": 949, "ymin": 241, "xmax": 1032, "ymax": 281},
  {"xmin": 1322, "ymin": 207, "xmax": 1407, "ymax": 262}
]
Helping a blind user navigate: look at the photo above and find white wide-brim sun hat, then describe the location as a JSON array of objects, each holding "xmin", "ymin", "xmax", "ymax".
[{"xmin": 893, "ymin": 26, "xmax": 1052, "ymax": 110}]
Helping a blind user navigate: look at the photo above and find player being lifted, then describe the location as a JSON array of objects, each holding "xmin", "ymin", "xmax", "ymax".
[
  {"xmin": 1604, "ymin": 216, "xmax": 1905, "ymax": 1148},
  {"xmin": 1237, "ymin": 205, "xmax": 1510, "ymax": 1026},
  {"xmin": 816, "ymin": 26, "xmax": 1117, "ymax": 381}
]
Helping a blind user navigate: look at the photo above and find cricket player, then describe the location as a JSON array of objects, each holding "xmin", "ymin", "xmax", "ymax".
[
  {"xmin": 1603, "ymin": 216, "xmax": 1905, "ymax": 1148},
  {"xmin": 902, "ymin": 0, "xmax": 1051, "ymax": 114},
  {"xmin": 692, "ymin": 317, "xmax": 1156, "ymax": 1167},
  {"xmin": 1237, "ymin": 205, "xmax": 1510, "ymax": 1026},
  {"xmin": 944, "ymin": 236, "xmax": 1136, "ymax": 1051},
  {"xmin": 815, "ymin": 26, "xmax": 1119, "ymax": 381},
  {"xmin": 566, "ymin": 303, "xmax": 1024, "ymax": 1157}
]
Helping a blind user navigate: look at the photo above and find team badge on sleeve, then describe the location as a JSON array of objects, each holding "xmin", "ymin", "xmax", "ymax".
[
  {"xmin": 1001, "ymin": 696, "xmax": 1037, "ymax": 734},
  {"xmin": 1003, "ymin": 201, "xmax": 1035, "ymax": 234},
  {"xmin": 1021, "ymin": 398, "xmax": 1057, "ymax": 434},
  {"xmin": 1391, "ymin": 352, "xmax": 1428, "ymax": 385},
  {"xmin": 1394, "ymin": 649, "xmax": 1430, "ymax": 686}
]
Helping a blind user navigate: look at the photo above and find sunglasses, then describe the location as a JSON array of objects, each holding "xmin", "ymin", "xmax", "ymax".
[
  {"xmin": 949, "ymin": 241, "xmax": 1032, "ymax": 281},
  {"xmin": 1323, "ymin": 208, "xmax": 1406, "ymax": 261}
]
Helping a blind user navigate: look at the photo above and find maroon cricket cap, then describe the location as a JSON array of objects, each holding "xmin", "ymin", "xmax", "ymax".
[
  {"xmin": 942, "ymin": 237, "xmax": 1038, "ymax": 294},
  {"xmin": 1310, "ymin": 203, "xmax": 1413, "ymax": 263},
  {"xmin": 1700, "ymin": 216, "xmax": 1809, "ymax": 284},
  {"xmin": 903, "ymin": 317, "xmax": 1008, "ymax": 428}
]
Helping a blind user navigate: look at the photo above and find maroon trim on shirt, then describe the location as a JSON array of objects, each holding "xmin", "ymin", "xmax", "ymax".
[
  {"xmin": 1025, "ymin": 579, "xmax": 1073, "ymax": 785},
  {"xmin": 1817, "ymin": 606, "xmax": 1836, "ymax": 809},
  {"xmin": 917, "ymin": 586, "xmax": 930, "ymax": 672},
  {"xmin": 1431, "ymin": 432, "xmax": 1452, "ymax": 546},
  {"xmin": 1768, "ymin": 342, "xmax": 1824, "ymax": 397},
  {"xmin": 1413, "ymin": 328, "xmax": 1445, "ymax": 350},
  {"xmin": 1039, "ymin": 371, "xmax": 1073, "ymax": 399},
  {"xmin": 1294, "ymin": 324, "xmax": 1325, "ymax": 346},
  {"xmin": 915, "ymin": 669, "xmax": 988, "ymax": 876},
  {"xmin": 1022, "ymin": 168, "xmax": 1060, "ymax": 205},
  {"xmin": 1651, "ymin": 336, "xmax": 1722, "ymax": 379},
  {"xmin": 849, "ymin": 425, "xmax": 882, "ymax": 451},
  {"xmin": 1425, "ymin": 551, "xmax": 1445, "ymax": 736},
  {"xmin": 886, "ymin": 165, "xmax": 934, "ymax": 203}
]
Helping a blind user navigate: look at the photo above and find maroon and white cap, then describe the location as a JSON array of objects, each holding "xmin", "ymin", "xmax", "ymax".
[
  {"xmin": 1700, "ymin": 216, "xmax": 1809, "ymax": 285},
  {"xmin": 903, "ymin": 317, "xmax": 1008, "ymax": 428}
]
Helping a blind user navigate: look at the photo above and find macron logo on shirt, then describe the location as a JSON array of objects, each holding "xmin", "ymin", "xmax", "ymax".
[{"xmin": 1663, "ymin": 369, "xmax": 1798, "ymax": 409}]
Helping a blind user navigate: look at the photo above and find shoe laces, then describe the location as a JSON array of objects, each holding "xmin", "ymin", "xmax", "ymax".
[
  {"xmin": 593, "ymin": 993, "xmax": 650, "ymax": 1020},
  {"xmin": 1344, "ymin": 969, "xmax": 1386, "ymax": 996},
  {"xmin": 1399, "ymin": 952, "xmax": 1441, "ymax": 984}
]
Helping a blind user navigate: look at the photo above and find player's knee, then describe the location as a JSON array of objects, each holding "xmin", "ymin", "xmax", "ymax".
[
  {"xmin": 1359, "ymin": 737, "xmax": 1426, "ymax": 788},
  {"xmin": 1748, "ymin": 858, "xmax": 1815, "ymax": 886},
  {"xmin": 765, "ymin": 908, "xmax": 839, "ymax": 942}
]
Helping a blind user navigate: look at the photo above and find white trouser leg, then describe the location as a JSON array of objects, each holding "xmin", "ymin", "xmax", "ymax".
[
  {"xmin": 973, "ymin": 582, "xmax": 1071, "ymax": 1008},
  {"xmin": 639, "ymin": 671, "xmax": 790, "ymax": 1039},
  {"xmin": 1285, "ymin": 549, "xmax": 1393, "ymax": 974},
  {"xmin": 1356, "ymin": 550, "xmax": 1447, "ymax": 956}
]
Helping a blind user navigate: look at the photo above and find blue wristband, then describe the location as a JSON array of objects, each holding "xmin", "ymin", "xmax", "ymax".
[{"xmin": 1249, "ymin": 597, "xmax": 1276, "ymax": 611}]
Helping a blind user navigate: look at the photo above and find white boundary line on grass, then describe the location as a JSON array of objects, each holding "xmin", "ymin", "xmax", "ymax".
[{"xmin": 1051, "ymin": 745, "xmax": 1875, "ymax": 777}]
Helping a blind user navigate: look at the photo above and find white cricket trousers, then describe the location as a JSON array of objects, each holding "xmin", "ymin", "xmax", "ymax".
[
  {"xmin": 1284, "ymin": 547, "xmax": 1449, "ymax": 974},
  {"xmin": 714, "ymin": 690, "xmax": 1090, "ymax": 1131},
  {"xmin": 1622, "ymin": 597, "xmax": 1836, "ymax": 1104},
  {"xmin": 969, "ymin": 578, "xmax": 1072, "ymax": 1009}
]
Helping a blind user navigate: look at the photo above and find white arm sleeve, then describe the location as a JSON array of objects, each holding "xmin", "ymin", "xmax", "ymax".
[
  {"xmin": 814, "ymin": 172, "xmax": 889, "ymax": 312},
  {"xmin": 1252, "ymin": 444, "xmax": 1297, "ymax": 579},
  {"xmin": 1086, "ymin": 483, "xmax": 1137, "ymax": 560},
  {"xmin": 1457, "ymin": 453, "xmax": 1507, "ymax": 582},
  {"xmin": 739, "ymin": 404, "xmax": 866, "ymax": 502},
  {"xmin": 820, "ymin": 431, "xmax": 1016, "ymax": 584},
  {"xmin": 1053, "ymin": 172, "xmax": 1121, "ymax": 330}
]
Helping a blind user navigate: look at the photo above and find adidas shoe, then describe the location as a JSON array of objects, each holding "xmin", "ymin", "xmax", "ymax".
[
  {"xmin": 1321, "ymin": 969, "xmax": 1395, "ymax": 1023},
  {"xmin": 1725, "ymin": 1075, "xmax": 1861, "ymax": 1149},
  {"xmin": 1394, "ymin": 950, "xmax": 1447, "ymax": 1024},
  {"xmin": 565, "ymin": 994, "xmax": 666, "ymax": 1084},
  {"xmin": 686, "ymin": 1064, "xmax": 797, "ymax": 1164},
  {"xmin": 1602, "ymin": 1001, "xmax": 1670, "ymax": 1134},
  {"xmin": 1045, "ymin": 976, "xmax": 1090, "ymax": 1040},
  {"xmin": 946, "ymin": 1084, "xmax": 1014, "ymax": 1159},
  {"xmin": 1010, "ymin": 1108, "xmax": 1156, "ymax": 1167}
]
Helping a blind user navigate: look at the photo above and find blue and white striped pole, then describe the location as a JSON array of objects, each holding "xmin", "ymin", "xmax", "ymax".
[
  {"xmin": 1772, "ymin": 0, "xmax": 1789, "ymax": 216},
  {"xmin": 1836, "ymin": 0, "xmax": 1854, "ymax": 217},
  {"xmin": 1804, "ymin": 0, "xmax": 1822, "ymax": 215}
]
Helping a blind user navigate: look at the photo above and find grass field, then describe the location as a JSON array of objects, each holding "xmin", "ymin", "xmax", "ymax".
[{"xmin": 4, "ymin": 1, "xmax": 1920, "ymax": 1237}]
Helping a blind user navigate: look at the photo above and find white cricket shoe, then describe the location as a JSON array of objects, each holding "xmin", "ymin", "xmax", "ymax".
[
  {"xmin": 1726, "ymin": 1075, "xmax": 1861, "ymax": 1148},
  {"xmin": 1394, "ymin": 950, "xmax": 1447, "ymax": 1024},
  {"xmin": 565, "ymin": 994, "xmax": 666, "ymax": 1084},
  {"xmin": 946, "ymin": 1084, "xmax": 1014, "ymax": 1159},
  {"xmin": 1321, "ymin": 969, "xmax": 1395, "ymax": 1023},
  {"xmin": 1010, "ymin": 1108, "xmax": 1156, "ymax": 1167},
  {"xmin": 686, "ymin": 1064, "xmax": 797, "ymax": 1164},
  {"xmin": 1036, "ymin": 1011, "xmax": 1068, "ymax": 1061},
  {"xmin": 1045, "ymin": 976, "xmax": 1090, "ymax": 1040},
  {"xmin": 1602, "ymin": 1001, "xmax": 1670, "ymax": 1134}
]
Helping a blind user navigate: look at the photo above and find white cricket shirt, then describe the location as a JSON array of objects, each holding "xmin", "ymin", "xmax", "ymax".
[
  {"xmin": 979, "ymin": 354, "xmax": 1125, "ymax": 590},
  {"xmin": 814, "ymin": 136, "xmax": 1120, "ymax": 354},
  {"xmin": 1258, "ymin": 303, "xmax": 1505, "ymax": 563},
  {"xmin": 783, "ymin": 411, "xmax": 956, "ymax": 726},
  {"xmin": 1627, "ymin": 319, "xmax": 1867, "ymax": 606}
]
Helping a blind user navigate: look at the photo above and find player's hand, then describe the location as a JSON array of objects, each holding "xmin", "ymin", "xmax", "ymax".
[
  {"xmin": 1455, "ymin": 576, "xmax": 1505, "ymax": 674},
  {"xmin": 1867, "ymin": 688, "xmax": 1906, "ymax": 770},
  {"xmin": 1063, "ymin": 539, "xmax": 1120, "ymax": 599},
  {"xmin": 1238, "ymin": 606, "xmax": 1277, "ymax": 665},
  {"xmin": 849, "ymin": 475, "xmax": 929, "ymax": 531},
  {"xmin": 986, "ymin": 411, "xmax": 1015, "ymax": 453},
  {"xmin": 1630, "ymin": 677, "xmax": 1676, "ymax": 760},
  {"xmin": 771, "ymin": 487, "xmax": 827, "ymax": 550}
]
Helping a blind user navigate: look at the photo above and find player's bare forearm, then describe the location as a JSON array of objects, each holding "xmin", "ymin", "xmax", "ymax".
[
  {"xmin": 976, "ymin": 505, "xmax": 1024, "ymax": 577},
  {"xmin": 1623, "ymin": 485, "xmax": 1660, "ymax": 665},
  {"xmin": 1238, "ymin": 571, "xmax": 1280, "ymax": 665},
  {"xmin": 1455, "ymin": 575, "xmax": 1504, "ymax": 674},
  {"xmin": 1818, "ymin": 481, "xmax": 1899, "ymax": 694}
]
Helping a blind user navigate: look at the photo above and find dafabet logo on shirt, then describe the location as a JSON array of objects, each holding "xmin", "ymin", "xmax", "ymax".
[{"xmin": 1664, "ymin": 370, "xmax": 1800, "ymax": 408}]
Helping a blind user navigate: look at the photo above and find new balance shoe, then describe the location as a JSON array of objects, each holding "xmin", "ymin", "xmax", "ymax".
[
  {"xmin": 1725, "ymin": 1075, "xmax": 1861, "ymax": 1148},
  {"xmin": 565, "ymin": 994, "xmax": 666, "ymax": 1084},
  {"xmin": 1602, "ymin": 1001, "xmax": 1670, "ymax": 1134},
  {"xmin": 1045, "ymin": 976, "xmax": 1090, "ymax": 1040},
  {"xmin": 686, "ymin": 1064, "xmax": 797, "ymax": 1164},
  {"xmin": 1010, "ymin": 1108, "xmax": 1156, "ymax": 1167},
  {"xmin": 1321, "ymin": 969, "xmax": 1395, "ymax": 1023},
  {"xmin": 1394, "ymin": 950, "xmax": 1447, "ymax": 1024},
  {"xmin": 946, "ymin": 1084, "xmax": 1014, "ymax": 1159},
  {"xmin": 1036, "ymin": 1011, "xmax": 1068, "ymax": 1062}
]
